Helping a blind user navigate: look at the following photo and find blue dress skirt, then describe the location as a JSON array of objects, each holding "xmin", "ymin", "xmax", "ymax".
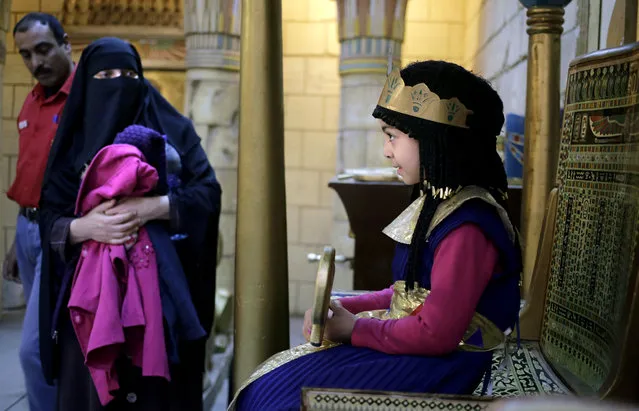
[{"xmin": 236, "ymin": 344, "xmax": 493, "ymax": 410}]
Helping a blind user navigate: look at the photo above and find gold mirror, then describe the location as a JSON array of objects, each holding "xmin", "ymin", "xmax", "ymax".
[{"xmin": 309, "ymin": 246, "xmax": 336, "ymax": 347}]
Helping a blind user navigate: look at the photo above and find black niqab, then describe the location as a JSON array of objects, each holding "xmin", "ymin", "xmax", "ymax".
[{"xmin": 38, "ymin": 37, "xmax": 218, "ymax": 385}]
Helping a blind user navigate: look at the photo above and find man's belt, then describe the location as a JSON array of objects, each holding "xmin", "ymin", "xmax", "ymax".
[{"xmin": 19, "ymin": 207, "xmax": 40, "ymax": 223}]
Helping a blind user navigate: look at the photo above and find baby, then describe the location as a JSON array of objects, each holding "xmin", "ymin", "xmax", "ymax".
[
  {"xmin": 165, "ymin": 142, "xmax": 182, "ymax": 190},
  {"xmin": 109, "ymin": 125, "xmax": 187, "ymax": 245}
]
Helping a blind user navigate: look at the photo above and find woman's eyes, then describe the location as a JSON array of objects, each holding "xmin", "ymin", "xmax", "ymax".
[
  {"xmin": 93, "ymin": 69, "xmax": 140, "ymax": 79},
  {"xmin": 124, "ymin": 70, "xmax": 139, "ymax": 78}
]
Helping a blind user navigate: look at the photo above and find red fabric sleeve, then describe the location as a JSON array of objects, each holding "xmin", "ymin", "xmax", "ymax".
[
  {"xmin": 339, "ymin": 287, "xmax": 394, "ymax": 314},
  {"xmin": 350, "ymin": 223, "xmax": 498, "ymax": 356}
]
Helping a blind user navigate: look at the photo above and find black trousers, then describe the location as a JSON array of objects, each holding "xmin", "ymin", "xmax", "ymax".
[{"xmin": 56, "ymin": 312, "xmax": 204, "ymax": 411}]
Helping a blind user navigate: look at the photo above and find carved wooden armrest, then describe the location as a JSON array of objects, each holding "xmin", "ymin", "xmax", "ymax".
[{"xmin": 519, "ymin": 187, "xmax": 558, "ymax": 340}]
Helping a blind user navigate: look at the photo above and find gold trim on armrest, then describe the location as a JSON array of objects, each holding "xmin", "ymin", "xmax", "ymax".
[
  {"xmin": 519, "ymin": 188, "xmax": 559, "ymax": 341},
  {"xmin": 301, "ymin": 387, "xmax": 498, "ymax": 411}
]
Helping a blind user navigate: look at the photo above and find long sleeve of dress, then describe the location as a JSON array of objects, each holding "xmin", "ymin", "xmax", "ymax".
[
  {"xmin": 350, "ymin": 223, "xmax": 499, "ymax": 356},
  {"xmin": 339, "ymin": 287, "xmax": 394, "ymax": 314}
]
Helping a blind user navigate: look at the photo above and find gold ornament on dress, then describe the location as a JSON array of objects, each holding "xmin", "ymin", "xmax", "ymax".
[
  {"xmin": 377, "ymin": 68, "xmax": 474, "ymax": 129},
  {"xmin": 382, "ymin": 186, "xmax": 516, "ymax": 245},
  {"xmin": 356, "ymin": 281, "xmax": 507, "ymax": 353}
]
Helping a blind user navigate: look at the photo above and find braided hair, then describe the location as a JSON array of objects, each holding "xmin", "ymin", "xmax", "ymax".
[{"xmin": 372, "ymin": 60, "xmax": 517, "ymax": 290}]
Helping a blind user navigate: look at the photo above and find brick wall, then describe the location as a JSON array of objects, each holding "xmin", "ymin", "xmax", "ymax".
[
  {"xmin": 402, "ymin": 0, "xmax": 466, "ymax": 68},
  {"xmin": 462, "ymin": 0, "xmax": 586, "ymax": 117},
  {"xmin": 281, "ymin": 0, "xmax": 341, "ymax": 315}
]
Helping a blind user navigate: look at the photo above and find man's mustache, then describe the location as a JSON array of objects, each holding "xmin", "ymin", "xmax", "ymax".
[{"xmin": 34, "ymin": 66, "xmax": 52, "ymax": 77}]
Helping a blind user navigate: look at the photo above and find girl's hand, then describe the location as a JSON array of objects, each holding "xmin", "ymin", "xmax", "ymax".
[
  {"xmin": 324, "ymin": 300, "xmax": 356, "ymax": 344},
  {"xmin": 302, "ymin": 305, "xmax": 336, "ymax": 342},
  {"xmin": 303, "ymin": 307, "xmax": 313, "ymax": 342},
  {"xmin": 70, "ymin": 200, "xmax": 140, "ymax": 245}
]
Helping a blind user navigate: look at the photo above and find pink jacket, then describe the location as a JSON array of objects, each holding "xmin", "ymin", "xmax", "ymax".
[{"xmin": 68, "ymin": 144, "xmax": 170, "ymax": 405}]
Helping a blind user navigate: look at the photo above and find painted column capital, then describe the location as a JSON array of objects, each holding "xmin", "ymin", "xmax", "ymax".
[
  {"xmin": 184, "ymin": 0, "xmax": 241, "ymax": 71},
  {"xmin": 522, "ymin": 0, "xmax": 569, "ymax": 35},
  {"xmin": 519, "ymin": 0, "xmax": 572, "ymax": 8},
  {"xmin": 336, "ymin": 0, "xmax": 408, "ymax": 76}
]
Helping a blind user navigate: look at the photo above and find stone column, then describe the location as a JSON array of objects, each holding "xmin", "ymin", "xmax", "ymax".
[
  {"xmin": 183, "ymin": 0, "xmax": 241, "ymax": 388},
  {"xmin": 519, "ymin": 0, "xmax": 571, "ymax": 296},
  {"xmin": 183, "ymin": 0, "xmax": 241, "ymax": 293},
  {"xmin": 331, "ymin": 0, "xmax": 408, "ymax": 287},
  {"xmin": 336, "ymin": 0, "xmax": 408, "ymax": 171}
]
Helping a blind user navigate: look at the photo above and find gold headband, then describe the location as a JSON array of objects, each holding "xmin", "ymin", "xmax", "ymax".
[{"xmin": 377, "ymin": 68, "xmax": 473, "ymax": 129}]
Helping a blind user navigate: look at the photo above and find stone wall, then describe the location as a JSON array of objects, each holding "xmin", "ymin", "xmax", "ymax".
[
  {"xmin": 403, "ymin": 0, "xmax": 466, "ymax": 68},
  {"xmin": 281, "ymin": 0, "xmax": 341, "ymax": 315},
  {"xmin": 462, "ymin": 0, "xmax": 616, "ymax": 117}
]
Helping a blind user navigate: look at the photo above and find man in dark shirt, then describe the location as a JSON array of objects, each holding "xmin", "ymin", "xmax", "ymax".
[{"xmin": 2, "ymin": 12, "xmax": 74, "ymax": 411}]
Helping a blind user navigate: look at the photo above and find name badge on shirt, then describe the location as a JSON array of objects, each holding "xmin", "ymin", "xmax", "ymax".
[{"xmin": 18, "ymin": 120, "xmax": 28, "ymax": 130}]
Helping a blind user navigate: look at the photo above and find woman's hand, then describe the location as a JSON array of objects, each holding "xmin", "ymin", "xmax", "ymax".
[
  {"xmin": 70, "ymin": 200, "xmax": 140, "ymax": 245},
  {"xmin": 105, "ymin": 196, "xmax": 170, "ymax": 226},
  {"xmin": 302, "ymin": 300, "xmax": 355, "ymax": 344}
]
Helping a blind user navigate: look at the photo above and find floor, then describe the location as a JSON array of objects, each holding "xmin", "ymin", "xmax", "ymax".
[
  {"xmin": 0, "ymin": 310, "xmax": 28, "ymax": 411},
  {"xmin": 0, "ymin": 309, "xmax": 305, "ymax": 411}
]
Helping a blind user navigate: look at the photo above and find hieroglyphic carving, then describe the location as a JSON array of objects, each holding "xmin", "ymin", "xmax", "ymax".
[
  {"xmin": 62, "ymin": 0, "xmax": 182, "ymax": 27},
  {"xmin": 541, "ymin": 44, "xmax": 639, "ymax": 394}
]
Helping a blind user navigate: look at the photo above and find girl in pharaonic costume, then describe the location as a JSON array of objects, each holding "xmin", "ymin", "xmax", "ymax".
[{"xmin": 231, "ymin": 60, "xmax": 522, "ymax": 411}]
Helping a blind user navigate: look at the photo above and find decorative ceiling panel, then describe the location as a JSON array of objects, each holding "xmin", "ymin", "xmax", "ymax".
[{"xmin": 62, "ymin": 0, "xmax": 183, "ymax": 28}]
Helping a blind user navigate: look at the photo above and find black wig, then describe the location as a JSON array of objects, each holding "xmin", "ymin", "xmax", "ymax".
[{"xmin": 372, "ymin": 60, "xmax": 515, "ymax": 290}]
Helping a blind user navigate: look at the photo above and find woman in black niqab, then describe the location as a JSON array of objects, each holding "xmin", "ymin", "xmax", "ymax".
[{"xmin": 38, "ymin": 37, "xmax": 221, "ymax": 411}]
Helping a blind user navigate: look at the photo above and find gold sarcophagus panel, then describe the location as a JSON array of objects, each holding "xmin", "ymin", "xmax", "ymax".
[{"xmin": 540, "ymin": 43, "xmax": 639, "ymax": 397}]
